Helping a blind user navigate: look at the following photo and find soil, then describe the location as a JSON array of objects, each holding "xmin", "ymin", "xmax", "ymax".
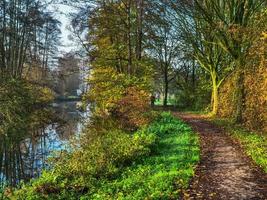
[{"xmin": 174, "ymin": 113, "xmax": 267, "ymax": 200}]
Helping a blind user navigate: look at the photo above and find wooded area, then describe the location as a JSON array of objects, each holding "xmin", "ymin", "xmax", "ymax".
[
  {"xmin": 0, "ymin": 0, "xmax": 266, "ymax": 199},
  {"xmin": 78, "ymin": 0, "xmax": 266, "ymax": 131},
  {"xmin": 0, "ymin": 0, "xmax": 60, "ymax": 79}
]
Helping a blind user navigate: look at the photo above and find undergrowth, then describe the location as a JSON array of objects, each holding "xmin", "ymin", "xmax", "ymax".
[{"xmin": 6, "ymin": 112, "xmax": 199, "ymax": 200}]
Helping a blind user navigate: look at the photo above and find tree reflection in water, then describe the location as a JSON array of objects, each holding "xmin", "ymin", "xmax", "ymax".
[{"xmin": 0, "ymin": 101, "xmax": 84, "ymax": 188}]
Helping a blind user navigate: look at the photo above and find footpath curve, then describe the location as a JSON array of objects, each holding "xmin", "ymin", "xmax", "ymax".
[{"xmin": 174, "ymin": 113, "xmax": 267, "ymax": 200}]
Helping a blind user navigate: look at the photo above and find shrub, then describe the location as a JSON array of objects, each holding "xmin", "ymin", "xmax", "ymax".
[
  {"xmin": 0, "ymin": 78, "xmax": 54, "ymax": 136},
  {"xmin": 111, "ymin": 87, "xmax": 152, "ymax": 130},
  {"xmin": 10, "ymin": 113, "xmax": 199, "ymax": 200},
  {"xmin": 218, "ymin": 10, "xmax": 267, "ymax": 132},
  {"xmin": 83, "ymin": 112, "xmax": 199, "ymax": 199}
]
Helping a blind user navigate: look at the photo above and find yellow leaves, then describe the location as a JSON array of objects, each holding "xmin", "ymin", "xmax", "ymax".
[
  {"xmin": 37, "ymin": 87, "xmax": 55, "ymax": 103},
  {"xmin": 261, "ymin": 32, "xmax": 267, "ymax": 40},
  {"xmin": 87, "ymin": 66, "xmax": 128, "ymax": 115},
  {"xmin": 97, "ymin": 37, "xmax": 111, "ymax": 47},
  {"xmin": 219, "ymin": 65, "xmax": 267, "ymax": 131},
  {"xmin": 209, "ymin": 192, "xmax": 216, "ymax": 197},
  {"xmin": 87, "ymin": 59, "xmax": 153, "ymax": 121},
  {"xmin": 183, "ymin": 191, "xmax": 190, "ymax": 198}
]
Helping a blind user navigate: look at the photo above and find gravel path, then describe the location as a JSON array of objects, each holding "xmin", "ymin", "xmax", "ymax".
[{"xmin": 175, "ymin": 113, "xmax": 267, "ymax": 200}]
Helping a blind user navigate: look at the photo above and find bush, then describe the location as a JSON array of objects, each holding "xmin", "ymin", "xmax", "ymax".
[
  {"xmin": 11, "ymin": 128, "xmax": 156, "ymax": 199},
  {"xmin": 218, "ymin": 10, "xmax": 267, "ymax": 132},
  {"xmin": 111, "ymin": 87, "xmax": 152, "ymax": 130},
  {"xmin": 9, "ymin": 113, "xmax": 199, "ymax": 200},
  {"xmin": 0, "ymin": 78, "xmax": 54, "ymax": 136},
  {"xmin": 87, "ymin": 113, "xmax": 199, "ymax": 200}
]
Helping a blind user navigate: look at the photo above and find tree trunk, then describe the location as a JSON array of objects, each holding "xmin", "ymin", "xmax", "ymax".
[
  {"xmin": 235, "ymin": 68, "xmax": 245, "ymax": 123},
  {"xmin": 192, "ymin": 60, "xmax": 196, "ymax": 91},
  {"xmin": 211, "ymin": 71, "xmax": 219, "ymax": 115},
  {"xmin": 163, "ymin": 66, "xmax": 168, "ymax": 107},
  {"xmin": 127, "ymin": 1, "xmax": 132, "ymax": 75},
  {"xmin": 136, "ymin": 0, "xmax": 143, "ymax": 61}
]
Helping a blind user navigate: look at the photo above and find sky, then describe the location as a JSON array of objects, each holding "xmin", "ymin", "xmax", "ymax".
[{"xmin": 48, "ymin": 3, "xmax": 78, "ymax": 54}]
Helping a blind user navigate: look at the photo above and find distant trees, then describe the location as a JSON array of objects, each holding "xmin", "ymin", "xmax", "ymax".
[
  {"xmin": 147, "ymin": 2, "xmax": 181, "ymax": 106},
  {"xmin": 56, "ymin": 53, "xmax": 80, "ymax": 97},
  {"xmin": 0, "ymin": 0, "xmax": 61, "ymax": 80}
]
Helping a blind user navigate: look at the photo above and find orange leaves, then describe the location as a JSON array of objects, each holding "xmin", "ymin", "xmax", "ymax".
[
  {"xmin": 86, "ymin": 64, "xmax": 153, "ymax": 130},
  {"xmin": 112, "ymin": 86, "xmax": 152, "ymax": 130},
  {"xmin": 218, "ymin": 64, "xmax": 267, "ymax": 132},
  {"xmin": 243, "ymin": 66, "xmax": 267, "ymax": 132},
  {"xmin": 217, "ymin": 8, "xmax": 267, "ymax": 131}
]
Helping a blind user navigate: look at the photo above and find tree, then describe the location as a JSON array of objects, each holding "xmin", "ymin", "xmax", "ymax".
[
  {"xmin": 81, "ymin": 0, "xmax": 153, "ymax": 118},
  {"xmin": 147, "ymin": 3, "xmax": 181, "ymax": 107},
  {"xmin": 192, "ymin": 0, "xmax": 266, "ymax": 121},
  {"xmin": 180, "ymin": 16, "xmax": 231, "ymax": 115},
  {"xmin": 0, "ymin": 0, "xmax": 61, "ymax": 80}
]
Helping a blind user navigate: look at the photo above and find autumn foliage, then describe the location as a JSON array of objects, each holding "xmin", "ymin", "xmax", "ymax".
[
  {"xmin": 112, "ymin": 87, "xmax": 152, "ymax": 130},
  {"xmin": 86, "ymin": 67, "xmax": 126, "ymax": 115},
  {"xmin": 219, "ymin": 29, "xmax": 267, "ymax": 132},
  {"xmin": 86, "ymin": 65, "xmax": 153, "ymax": 130}
]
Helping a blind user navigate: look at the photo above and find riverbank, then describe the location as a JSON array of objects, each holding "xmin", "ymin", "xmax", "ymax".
[
  {"xmin": 6, "ymin": 112, "xmax": 199, "ymax": 199},
  {"xmin": 0, "ymin": 79, "xmax": 86, "ymax": 191}
]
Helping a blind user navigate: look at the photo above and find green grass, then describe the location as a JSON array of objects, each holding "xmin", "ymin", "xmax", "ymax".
[
  {"xmin": 211, "ymin": 118, "xmax": 267, "ymax": 173},
  {"xmin": 89, "ymin": 113, "xmax": 200, "ymax": 199},
  {"xmin": 8, "ymin": 112, "xmax": 199, "ymax": 200},
  {"xmin": 155, "ymin": 99, "xmax": 176, "ymax": 106}
]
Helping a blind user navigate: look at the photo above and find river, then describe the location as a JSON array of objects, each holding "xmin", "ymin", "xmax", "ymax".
[{"xmin": 0, "ymin": 101, "xmax": 87, "ymax": 188}]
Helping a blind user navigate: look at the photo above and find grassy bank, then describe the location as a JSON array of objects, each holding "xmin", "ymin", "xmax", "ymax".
[
  {"xmin": 89, "ymin": 113, "xmax": 200, "ymax": 199},
  {"xmin": 211, "ymin": 118, "xmax": 267, "ymax": 173},
  {"xmin": 7, "ymin": 112, "xmax": 199, "ymax": 200}
]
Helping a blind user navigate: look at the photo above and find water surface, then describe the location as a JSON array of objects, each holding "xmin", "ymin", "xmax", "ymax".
[{"xmin": 0, "ymin": 101, "xmax": 85, "ymax": 187}]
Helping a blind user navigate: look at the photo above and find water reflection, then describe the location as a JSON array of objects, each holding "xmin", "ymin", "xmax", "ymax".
[{"xmin": 0, "ymin": 101, "xmax": 84, "ymax": 188}]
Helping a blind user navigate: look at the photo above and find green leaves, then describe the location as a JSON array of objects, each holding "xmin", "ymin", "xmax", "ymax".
[
  {"xmin": 83, "ymin": 112, "xmax": 199, "ymax": 199},
  {"xmin": 10, "ymin": 112, "xmax": 200, "ymax": 200},
  {"xmin": 0, "ymin": 78, "xmax": 54, "ymax": 136}
]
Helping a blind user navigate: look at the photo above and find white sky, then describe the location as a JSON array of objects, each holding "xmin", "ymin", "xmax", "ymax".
[{"xmin": 48, "ymin": 4, "xmax": 78, "ymax": 54}]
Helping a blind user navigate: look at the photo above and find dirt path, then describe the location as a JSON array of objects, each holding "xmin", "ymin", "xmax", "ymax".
[{"xmin": 174, "ymin": 113, "xmax": 267, "ymax": 200}]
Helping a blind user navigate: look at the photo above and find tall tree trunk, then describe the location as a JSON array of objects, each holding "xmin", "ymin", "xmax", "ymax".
[
  {"xmin": 136, "ymin": 0, "xmax": 143, "ymax": 61},
  {"xmin": 127, "ymin": 1, "xmax": 132, "ymax": 75},
  {"xmin": 163, "ymin": 65, "xmax": 168, "ymax": 107},
  {"xmin": 235, "ymin": 67, "xmax": 245, "ymax": 123},
  {"xmin": 211, "ymin": 71, "xmax": 219, "ymax": 115}
]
